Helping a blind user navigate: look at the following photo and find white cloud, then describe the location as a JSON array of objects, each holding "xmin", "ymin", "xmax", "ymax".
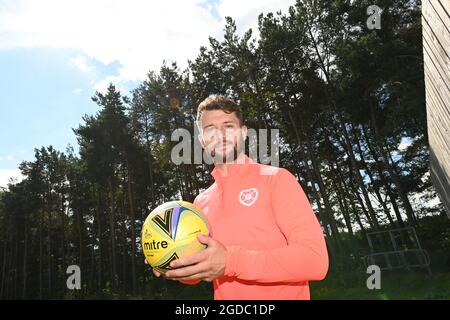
[
  {"xmin": 94, "ymin": 75, "xmax": 127, "ymax": 94},
  {"xmin": 69, "ymin": 55, "xmax": 92, "ymax": 73},
  {"xmin": 0, "ymin": 155, "xmax": 15, "ymax": 161},
  {"xmin": 0, "ymin": 0, "xmax": 295, "ymax": 88},
  {"xmin": 0, "ymin": 169, "xmax": 25, "ymax": 188},
  {"xmin": 74, "ymin": 88, "xmax": 83, "ymax": 95},
  {"xmin": 217, "ymin": 0, "xmax": 295, "ymax": 37}
]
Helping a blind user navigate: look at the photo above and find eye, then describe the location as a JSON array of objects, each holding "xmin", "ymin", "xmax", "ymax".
[
  {"xmin": 203, "ymin": 127, "xmax": 218, "ymax": 138},
  {"xmin": 204, "ymin": 126, "xmax": 215, "ymax": 133}
]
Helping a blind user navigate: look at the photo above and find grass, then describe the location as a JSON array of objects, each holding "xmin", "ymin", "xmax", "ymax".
[
  {"xmin": 310, "ymin": 269, "xmax": 450, "ymax": 300},
  {"xmin": 74, "ymin": 270, "xmax": 450, "ymax": 300},
  {"xmin": 140, "ymin": 266, "xmax": 450, "ymax": 300}
]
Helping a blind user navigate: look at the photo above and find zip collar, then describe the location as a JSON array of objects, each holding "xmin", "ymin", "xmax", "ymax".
[{"xmin": 211, "ymin": 154, "xmax": 255, "ymax": 191}]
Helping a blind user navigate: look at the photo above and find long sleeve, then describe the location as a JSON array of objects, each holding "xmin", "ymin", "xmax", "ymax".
[{"xmin": 224, "ymin": 168, "xmax": 329, "ymax": 283}]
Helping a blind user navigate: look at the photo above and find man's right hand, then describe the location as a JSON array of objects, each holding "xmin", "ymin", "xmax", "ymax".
[
  {"xmin": 144, "ymin": 258, "xmax": 162, "ymax": 278},
  {"xmin": 144, "ymin": 258, "xmax": 200, "ymax": 285},
  {"xmin": 153, "ymin": 269, "xmax": 161, "ymax": 278}
]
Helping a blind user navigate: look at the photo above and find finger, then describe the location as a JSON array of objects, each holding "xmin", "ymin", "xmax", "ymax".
[
  {"xmin": 173, "ymin": 272, "xmax": 209, "ymax": 282},
  {"xmin": 197, "ymin": 233, "xmax": 211, "ymax": 245},
  {"xmin": 153, "ymin": 269, "xmax": 161, "ymax": 277},
  {"xmin": 165, "ymin": 262, "xmax": 207, "ymax": 279},
  {"xmin": 144, "ymin": 259, "xmax": 148, "ymax": 265},
  {"xmin": 170, "ymin": 251, "xmax": 205, "ymax": 269}
]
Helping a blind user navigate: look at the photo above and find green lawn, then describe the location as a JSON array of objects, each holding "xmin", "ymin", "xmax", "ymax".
[
  {"xmin": 310, "ymin": 270, "xmax": 450, "ymax": 300},
  {"xmin": 143, "ymin": 269, "xmax": 450, "ymax": 300},
  {"xmin": 89, "ymin": 267, "xmax": 450, "ymax": 300}
]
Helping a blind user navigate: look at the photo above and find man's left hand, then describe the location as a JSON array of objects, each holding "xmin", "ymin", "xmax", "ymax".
[{"xmin": 165, "ymin": 233, "xmax": 227, "ymax": 282}]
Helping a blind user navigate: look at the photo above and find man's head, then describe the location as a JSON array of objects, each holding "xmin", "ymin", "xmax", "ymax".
[{"xmin": 196, "ymin": 95, "xmax": 247, "ymax": 164}]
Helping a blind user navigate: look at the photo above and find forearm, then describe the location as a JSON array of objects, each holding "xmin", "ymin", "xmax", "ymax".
[{"xmin": 224, "ymin": 240, "xmax": 328, "ymax": 283}]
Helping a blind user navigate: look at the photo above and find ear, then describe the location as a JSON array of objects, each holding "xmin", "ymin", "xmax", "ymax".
[
  {"xmin": 198, "ymin": 133, "xmax": 206, "ymax": 148},
  {"xmin": 241, "ymin": 125, "xmax": 248, "ymax": 141}
]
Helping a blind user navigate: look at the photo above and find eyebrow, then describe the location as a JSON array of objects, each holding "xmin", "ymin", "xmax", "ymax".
[
  {"xmin": 203, "ymin": 124, "xmax": 215, "ymax": 130},
  {"xmin": 203, "ymin": 121, "xmax": 237, "ymax": 130}
]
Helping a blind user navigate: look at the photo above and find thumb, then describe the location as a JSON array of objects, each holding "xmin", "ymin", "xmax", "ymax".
[
  {"xmin": 153, "ymin": 269, "xmax": 161, "ymax": 277},
  {"xmin": 197, "ymin": 233, "xmax": 211, "ymax": 245}
]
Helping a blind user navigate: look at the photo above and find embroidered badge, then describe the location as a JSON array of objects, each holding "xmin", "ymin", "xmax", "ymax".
[{"xmin": 239, "ymin": 188, "xmax": 258, "ymax": 206}]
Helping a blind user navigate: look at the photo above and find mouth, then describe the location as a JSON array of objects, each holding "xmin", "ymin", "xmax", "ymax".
[
  {"xmin": 220, "ymin": 141, "xmax": 233, "ymax": 148},
  {"xmin": 213, "ymin": 141, "xmax": 233, "ymax": 152}
]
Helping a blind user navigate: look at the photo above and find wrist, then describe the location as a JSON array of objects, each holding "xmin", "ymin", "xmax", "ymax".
[{"xmin": 224, "ymin": 246, "xmax": 237, "ymax": 277}]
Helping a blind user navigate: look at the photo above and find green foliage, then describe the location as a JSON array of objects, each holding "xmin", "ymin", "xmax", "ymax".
[{"xmin": 0, "ymin": 0, "xmax": 447, "ymax": 300}]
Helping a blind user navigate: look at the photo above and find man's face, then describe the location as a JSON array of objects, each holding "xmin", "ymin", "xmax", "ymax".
[{"xmin": 198, "ymin": 110, "xmax": 247, "ymax": 164}]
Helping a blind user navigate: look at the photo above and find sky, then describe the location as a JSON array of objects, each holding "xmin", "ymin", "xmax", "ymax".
[{"xmin": 0, "ymin": 0, "xmax": 297, "ymax": 188}]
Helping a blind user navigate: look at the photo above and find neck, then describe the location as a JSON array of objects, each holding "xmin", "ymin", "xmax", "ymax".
[{"xmin": 214, "ymin": 152, "xmax": 246, "ymax": 175}]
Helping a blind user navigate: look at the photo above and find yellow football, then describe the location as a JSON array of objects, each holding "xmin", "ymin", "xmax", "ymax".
[{"xmin": 141, "ymin": 200, "xmax": 209, "ymax": 274}]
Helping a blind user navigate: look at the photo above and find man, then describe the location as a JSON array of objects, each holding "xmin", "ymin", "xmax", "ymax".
[{"xmin": 152, "ymin": 95, "xmax": 329, "ymax": 299}]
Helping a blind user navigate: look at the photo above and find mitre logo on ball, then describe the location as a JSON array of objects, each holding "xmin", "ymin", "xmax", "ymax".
[{"xmin": 141, "ymin": 201, "xmax": 209, "ymax": 274}]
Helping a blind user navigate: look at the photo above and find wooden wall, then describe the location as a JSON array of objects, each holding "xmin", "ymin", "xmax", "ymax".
[{"xmin": 422, "ymin": 0, "xmax": 450, "ymax": 218}]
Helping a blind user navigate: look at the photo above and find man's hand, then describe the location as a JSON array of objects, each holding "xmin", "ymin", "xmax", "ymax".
[
  {"xmin": 144, "ymin": 258, "xmax": 163, "ymax": 278},
  {"xmin": 164, "ymin": 233, "xmax": 227, "ymax": 282},
  {"xmin": 145, "ymin": 259, "xmax": 196, "ymax": 284}
]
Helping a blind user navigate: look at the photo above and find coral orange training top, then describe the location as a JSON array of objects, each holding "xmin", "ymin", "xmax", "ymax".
[{"xmin": 193, "ymin": 155, "xmax": 329, "ymax": 300}]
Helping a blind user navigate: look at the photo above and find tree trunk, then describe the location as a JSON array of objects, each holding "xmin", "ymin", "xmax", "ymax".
[
  {"xmin": 324, "ymin": 132, "xmax": 364, "ymax": 236},
  {"xmin": 13, "ymin": 236, "xmax": 18, "ymax": 298},
  {"xmin": 385, "ymin": 140, "xmax": 417, "ymax": 222},
  {"xmin": 337, "ymin": 167, "xmax": 367, "ymax": 234},
  {"xmin": 90, "ymin": 243, "xmax": 95, "ymax": 295},
  {"xmin": 0, "ymin": 225, "xmax": 9, "ymax": 298},
  {"xmin": 77, "ymin": 207, "xmax": 84, "ymax": 294},
  {"xmin": 126, "ymin": 160, "xmax": 137, "ymax": 295},
  {"xmin": 286, "ymin": 111, "xmax": 330, "ymax": 228},
  {"xmin": 338, "ymin": 118, "xmax": 380, "ymax": 230},
  {"xmin": 274, "ymin": 56, "xmax": 334, "ymax": 246},
  {"xmin": 39, "ymin": 210, "xmax": 43, "ymax": 299},
  {"xmin": 5, "ymin": 237, "xmax": 12, "ymax": 299},
  {"xmin": 22, "ymin": 222, "xmax": 28, "ymax": 299},
  {"xmin": 175, "ymin": 166, "xmax": 187, "ymax": 200},
  {"xmin": 60, "ymin": 193, "xmax": 66, "ymax": 294},
  {"xmin": 94, "ymin": 185, "xmax": 103, "ymax": 291},
  {"xmin": 351, "ymin": 124, "xmax": 396, "ymax": 225},
  {"xmin": 345, "ymin": 160, "xmax": 377, "ymax": 229},
  {"xmin": 145, "ymin": 128, "xmax": 155, "ymax": 205},
  {"xmin": 108, "ymin": 178, "xmax": 118, "ymax": 290},
  {"xmin": 283, "ymin": 106, "xmax": 337, "ymax": 259},
  {"xmin": 369, "ymin": 101, "xmax": 416, "ymax": 224},
  {"xmin": 329, "ymin": 162, "xmax": 354, "ymax": 236},
  {"xmin": 118, "ymin": 196, "xmax": 125, "ymax": 291},
  {"xmin": 189, "ymin": 164, "xmax": 200, "ymax": 198},
  {"xmin": 46, "ymin": 194, "xmax": 52, "ymax": 299},
  {"xmin": 361, "ymin": 124, "xmax": 405, "ymax": 225},
  {"xmin": 305, "ymin": 137, "xmax": 344, "ymax": 255},
  {"xmin": 305, "ymin": 9, "xmax": 381, "ymax": 232}
]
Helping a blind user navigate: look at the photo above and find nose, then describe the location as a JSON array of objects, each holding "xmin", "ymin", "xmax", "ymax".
[{"xmin": 219, "ymin": 127, "xmax": 234, "ymax": 142}]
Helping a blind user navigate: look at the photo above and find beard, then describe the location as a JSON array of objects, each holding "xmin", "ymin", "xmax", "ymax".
[{"xmin": 209, "ymin": 138, "xmax": 245, "ymax": 164}]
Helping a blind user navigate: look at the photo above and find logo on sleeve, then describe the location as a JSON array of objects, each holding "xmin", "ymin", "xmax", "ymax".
[{"xmin": 239, "ymin": 188, "xmax": 258, "ymax": 206}]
